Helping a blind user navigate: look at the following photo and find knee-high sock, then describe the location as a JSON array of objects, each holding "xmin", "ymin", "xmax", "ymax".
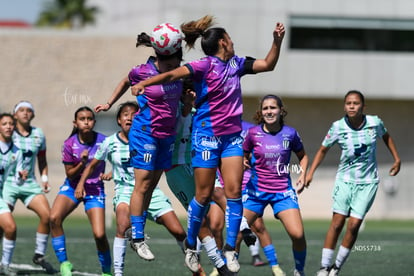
[
  {"xmin": 97, "ymin": 249, "xmax": 112, "ymax": 274},
  {"xmin": 1, "ymin": 238, "xmax": 15, "ymax": 265},
  {"xmin": 113, "ymin": 237, "xmax": 126, "ymax": 275},
  {"xmin": 51, "ymin": 235, "xmax": 67, "ymax": 263},
  {"xmin": 187, "ymin": 198, "xmax": 208, "ymax": 248},
  {"xmin": 225, "ymin": 197, "xmax": 243, "ymax": 249},
  {"xmin": 263, "ymin": 244, "xmax": 278, "ymax": 267}
]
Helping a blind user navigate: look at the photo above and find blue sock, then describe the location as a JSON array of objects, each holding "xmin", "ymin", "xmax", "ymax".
[
  {"xmin": 98, "ymin": 250, "xmax": 112, "ymax": 274},
  {"xmin": 225, "ymin": 197, "xmax": 243, "ymax": 249},
  {"xmin": 51, "ymin": 235, "xmax": 67, "ymax": 263},
  {"xmin": 131, "ymin": 215, "xmax": 146, "ymax": 240},
  {"xmin": 293, "ymin": 249, "xmax": 306, "ymax": 271},
  {"xmin": 187, "ymin": 198, "xmax": 208, "ymax": 248},
  {"xmin": 263, "ymin": 244, "xmax": 278, "ymax": 267}
]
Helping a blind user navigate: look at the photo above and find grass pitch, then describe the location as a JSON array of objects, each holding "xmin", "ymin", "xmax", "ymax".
[{"xmin": 9, "ymin": 217, "xmax": 414, "ymax": 275}]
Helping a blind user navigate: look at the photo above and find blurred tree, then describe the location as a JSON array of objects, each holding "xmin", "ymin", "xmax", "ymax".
[{"xmin": 36, "ymin": 0, "xmax": 99, "ymax": 29}]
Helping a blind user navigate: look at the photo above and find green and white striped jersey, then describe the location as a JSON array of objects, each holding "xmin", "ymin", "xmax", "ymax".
[
  {"xmin": 5, "ymin": 127, "xmax": 45, "ymax": 186},
  {"xmin": 0, "ymin": 142, "xmax": 23, "ymax": 191},
  {"xmin": 94, "ymin": 132, "xmax": 134, "ymax": 189},
  {"xmin": 171, "ymin": 108, "xmax": 194, "ymax": 166},
  {"xmin": 322, "ymin": 115, "xmax": 387, "ymax": 184}
]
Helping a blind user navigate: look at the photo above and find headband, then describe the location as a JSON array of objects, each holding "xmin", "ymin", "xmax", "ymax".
[{"xmin": 14, "ymin": 101, "xmax": 34, "ymax": 114}]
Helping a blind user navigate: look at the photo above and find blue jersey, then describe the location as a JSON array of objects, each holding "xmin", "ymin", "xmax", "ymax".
[
  {"xmin": 129, "ymin": 56, "xmax": 182, "ymax": 139},
  {"xmin": 185, "ymin": 55, "xmax": 254, "ymax": 136},
  {"xmin": 243, "ymin": 124, "xmax": 304, "ymax": 193}
]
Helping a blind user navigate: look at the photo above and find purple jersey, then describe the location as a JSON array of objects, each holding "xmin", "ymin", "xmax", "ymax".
[
  {"xmin": 185, "ymin": 55, "xmax": 253, "ymax": 136},
  {"xmin": 129, "ymin": 56, "xmax": 182, "ymax": 138},
  {"xmin": 61, "ymin": 132, "xmax": 106, "ymax": 196},
  {"xmin": 243, "ymin": 125, "xmax": 304, "ymax": 193}
]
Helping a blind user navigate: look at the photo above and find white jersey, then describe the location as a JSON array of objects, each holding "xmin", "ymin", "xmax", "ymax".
[
  {"xmin": 322, "ymin": 115, "xmax": 386, "ymax": 184},
  {"xmin": 94, "ymin": 132, "xmax": 134, "ymax": 192},
  {"xmin": 171, "ymin": 107, "xmax": 194, "ymax": 166}
]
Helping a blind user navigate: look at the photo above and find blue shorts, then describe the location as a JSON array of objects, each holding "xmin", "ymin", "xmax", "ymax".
[
  {"xmin": 192, "ymin": 132, "xmax": 243, "ymax": 168},
  {"xmin": 129, "ymin": 130, "xmax": 175, "ymax": 170},
  {"xmin": 58, "ymin": 181, "xmax": 105, "ymax": 212},
  {"xmin": 244, "ymin": 188, "xmax": 299, "ymax": 218}
]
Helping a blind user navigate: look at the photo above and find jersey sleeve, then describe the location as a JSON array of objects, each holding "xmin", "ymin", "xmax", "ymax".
[
  {"xmin": 376, "ymin": 117, "xmax": 387, "ymax": 138},
  {"xmin": 94, "ymin": 137, "xmax": 110, "ymax": 161},
  {"xmin": 61, "ymin": 140, "xmax": 74, "ymax": 164},
  {"xmin": 322, "ymin": 122, "xmax": 339, "ymax": 148},
  {"xmin": 291, "ymin": 129, "xmax": 304, "ymax": 152},
  {"xmin": 243, "ymin": 128, "xmax": 254, "ymax": 152}
]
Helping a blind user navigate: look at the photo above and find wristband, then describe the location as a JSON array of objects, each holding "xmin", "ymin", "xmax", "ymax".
[{"xmin": 41, "ymin": 175, "xmax": 48, "ymax": 182}]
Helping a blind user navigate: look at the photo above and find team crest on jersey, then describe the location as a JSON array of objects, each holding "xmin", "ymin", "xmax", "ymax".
[
  {"xmin": 202, "ymin": 150, "xmax": 211, "ymax": 161},
  {"xmin": 367, "ymin": 128, "xmax": 376, "ymax": 138}
]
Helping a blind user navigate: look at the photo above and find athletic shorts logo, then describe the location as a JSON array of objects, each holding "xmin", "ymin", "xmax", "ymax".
[
  {"xmin": 143, "ymin": 152, "xmax": 152, "ymax": 163},
  {"xmin": 202, "ymin": 150, "xmax": 211, "ymax": 161}
]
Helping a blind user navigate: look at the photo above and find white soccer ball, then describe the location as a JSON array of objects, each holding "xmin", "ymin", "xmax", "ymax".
[{"xmin": 151, "ymin": 23, "xmax": 183, "ymax": 55}]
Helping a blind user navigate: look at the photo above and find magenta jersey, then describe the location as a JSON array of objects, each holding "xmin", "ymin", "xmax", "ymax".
[
  {"xmin": 61, "ymin": 132, "xmax": 106, "ymax": 195},
  {"xmin": 243, "ymin": 124, "xmax": 304, "ymax": 193},
  {"xmin": 129, "ymin": 56, "xmax": 182, "ymax": 138},
  {"xmin": 185, "ymin": 55, "xmax": 254, "ymax": 136}
]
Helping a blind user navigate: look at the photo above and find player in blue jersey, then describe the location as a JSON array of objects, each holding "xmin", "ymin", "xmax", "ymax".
[
  {"xmin": 95, "ymin": 23, "xmax": 185, "ymax": 262},
  {"xmin": 49, "ymin": 107, "xmax": 111, "ymax": 276},
  {"xmin": 78, "ymin": 102, "xmax": 188, "ymax": 276},
  {"xmin": 306, "ymin": 90, "xmax": 401, "ymax": 276},
  {"xmin": 0, "ymin": 113, "xmax": 27, "ymax": 276},
  {"xmin": 131, "ymin": 15, "xmax": 285, "ymax": 274},
  {"xmin": 2, "ymin": 102, "xmax": 56, "ymax": 274},
  {"xmin": 241, "ymin": 95, "xmax": 308, "ymax": 276}
]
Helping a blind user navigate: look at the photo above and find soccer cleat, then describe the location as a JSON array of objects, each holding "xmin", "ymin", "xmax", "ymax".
[
  {"xmin": 217, "ymin": 265, "xmax": 238, "ymax": 276},
  {"xmin": 316, "ymin": 267, "xmax": 330, "ymax": 276},
  {"xmin": 293, "ymin": 268, "xmax": 305, "ymax": 276},
  {"xmin": 328, "ymin": 265, "xmax": 340, "ymax": 276},
  {"xmin": 0, "ymin": 264, "xmax": 17, "ymax": 276},
  {"xmin": 131, "ymin": 240, "xmax": 155, "ymax": 261},
  {"xmin": 223, "ymin": 245, "xmax": 240, "ymax": 273},
  {"xmin": 32, "ymin": 254, "xmax": 58, "ymax": 274},
  {"xmin": 251, "ymin": 254, "xmax": 265, "ymax": 266},
  {"xmin": 184, "ymin": 239, "xmax": 200, "ymax": 273},
  {"xmin": 102, "ymin": 273, "xmax": 112, "ymax": 276},
  {"xmin": 60, "ymin": 261, "xmax": 73, "ymax": 276},
  {"xmin": 241, "ymin": 228, "xmax": 256, "ymax": 247},
  {"xmin": 271, "ymin": 264, "xmax": 286, "ymax": 276}
]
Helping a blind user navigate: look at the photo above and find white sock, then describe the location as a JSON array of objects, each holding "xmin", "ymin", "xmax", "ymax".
[
  {"xmin": 249, "ymin": 235, "xmax": 260, "ymax": 256},
  {"xmin": 2, "ymin": 238, "xmax": 16, "ymax": 265},
  {"xmin": 321, "ymin": 248, "xmax": 335, "ymax": 268},
  {"xmin": 335, "ymin": 245, "xmax": 350, "ymax": 268},
  {"xmin": 202, "ymin": 236, "xmax": 225, "ymax": 268},
  {"xmin": 113, "ymin": 237, "xmax": 127, "ymax": 275},
  {"xmin": 239, "ymin": 216, "xmax": 249, "ymax": 231},
  {"xmin": 196, "ymin": 237, "xmax": 202, "ymax": 254},
  {"xmin": 35, "ymin": 232, "xmax": 49, "ymax": 255}
]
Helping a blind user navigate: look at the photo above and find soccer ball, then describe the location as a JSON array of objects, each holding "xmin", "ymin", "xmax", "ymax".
[{"xmin": 151, "ymin": 23, "xmax": 183, "ymax": 55}]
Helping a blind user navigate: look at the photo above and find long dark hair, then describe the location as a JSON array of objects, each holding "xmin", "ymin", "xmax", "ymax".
[
  {"xmin": 69, "ymin": 106, "xmax": 95, "ymax": 137},
  {"xmin": 181, "ymin": 15, "xmax": 226, "ymax": 56},
  {"xmin": 254, "ymin": 94, "xmax": 287, "ymax": 126}
]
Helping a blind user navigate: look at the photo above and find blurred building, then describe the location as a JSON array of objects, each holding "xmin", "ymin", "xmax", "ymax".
[{"xmin": 0, "ymin": 0, "xmax": 413, "ymax": 219}]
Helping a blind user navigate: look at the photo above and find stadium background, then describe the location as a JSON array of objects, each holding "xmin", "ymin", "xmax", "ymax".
[{"xmin": 0, "ymin": 0, "xmax": 413, "ymax": 222}]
